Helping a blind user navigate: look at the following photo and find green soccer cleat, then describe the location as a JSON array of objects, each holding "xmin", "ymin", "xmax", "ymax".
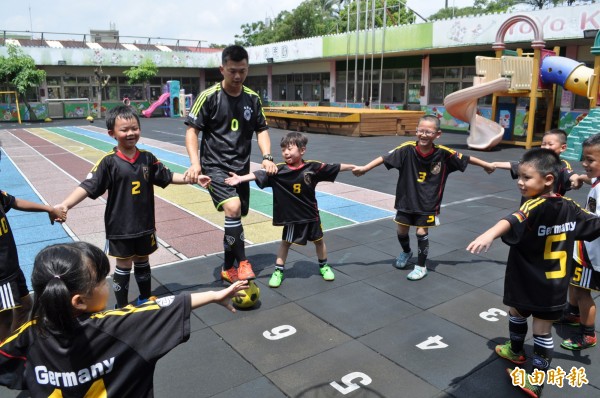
[
  {"xmin": 496, "ymin": 341, "xmax": 526, "ymax": 365},
  {"xmin": 506, "ymin": 368, "xmax": 543, "ymax": 398},
  {"xmin": 269, "ymin": 269, "xmax": 284, "ymax": 288},
  {"xmin": 320, "ymin": 264, "xmax": 335, "ymax": 281},
  {"xmin": 561, "ymin": 333, "xmax": 597, "ymax": 350}
]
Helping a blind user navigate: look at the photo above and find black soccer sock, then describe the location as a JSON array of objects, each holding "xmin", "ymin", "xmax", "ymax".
[
  {"xmin": 566, "ymin": 303, "xmax": 580, "ymax": 316},
  {"xmin": 223, "ymin": 246, "xmax": 235, "ymax": 270},
  {"xmin": 416, "ymin": 233, "xmax": 429, "ymax": 267},
  {"xmin": 112, "ymin": 266, "xmax": 131, "ymax": 308},
  {"xmin": 582, "ymin": 324, "xmax": 596, "ymax": 337},
  {"xmin": 224, "ymin": 216, "xmax": 246, "ymax": 265},
  {"xmin": 397, "ymin": 234, "xmax": 411, "ymax": 253},
  {"xmin": 318, "ymin": 258, "xmax": 328, "ymax": 268},
  {"xmin": 508, "ymin": 312, "xmax": 528, "ymax": 353},
  {"xmin": 532, "ymin": 334, "xmax": 553, "ymax": 372},
  {"xmin": 134, "ymin": 260, "xmax": 152, "ymax": 299}
]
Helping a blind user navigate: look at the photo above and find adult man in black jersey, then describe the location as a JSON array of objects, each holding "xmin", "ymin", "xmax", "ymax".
[{"xmin": 184, "ymin": 45, "xmax": 277, "ymax": 283}]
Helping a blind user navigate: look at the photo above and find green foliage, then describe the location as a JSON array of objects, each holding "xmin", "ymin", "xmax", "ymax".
[
  {"xmin": 123, "ymin": 58, "xmax": 158, "ymax": 86},
  {"xmin": 0, "ymin": 45, "xmax": 46, "ymax": 95},
  {"xmin": 235, "ymin": 0, "xmax": 417, "ymax": 46}
]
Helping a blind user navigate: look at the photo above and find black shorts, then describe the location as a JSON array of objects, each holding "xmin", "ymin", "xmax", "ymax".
[
  {"xmin": 394, "ymin": 211, "xmax": 440, "ymax": 228},
  {"xmin": 570, "ymin": 244, "xmax": 600, "ymax": 292},
  {"xmin": 282, "ymin": 221, "xmax": 323, "ymax": 245},
  {"xmin": 0, "ymin": 269, "xmax": 30, "ymax": 312},
  {"xmin": 513, "ymin": 307, "xmax": 563, "ymax": 321},
  {"xmin": 107, "ymin": 233, "xmax": 158, "ymax": 259},
  {"xmin": 204, "ymin": 167, "xmax": 250, "ymax": 216}
]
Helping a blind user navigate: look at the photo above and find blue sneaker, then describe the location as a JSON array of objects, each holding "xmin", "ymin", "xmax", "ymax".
[
  {"xmin": 136, "ymin": 295, "xmax": 157, "ymax": 305},
  {"xmin": 394, "ymin": 251, "xmax": 413, "ymax": 269}
]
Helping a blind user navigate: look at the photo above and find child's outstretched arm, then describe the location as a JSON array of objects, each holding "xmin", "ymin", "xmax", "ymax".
[
  {"xmin": 340, "ymin": 163, "xmax": 357, "ymax": 172},
  {"xmin": 171, "ymin": 172, "xmax": 211, "ymax": 188},
  {"xmin": 467, "ymin": 219, "xmax": 511, "ymax": 254},
  {"xmin": 570, "ymin": 173, "xmax": 591, "ymax": 189},
  {"xmin": 58, "ymin": 187, "xmax": 90, "ymax": 214},
  {"xmin": 468, "ymin": 156, "xmax": 496, "ymax": 174},
  {"xmin": 353, "ymin": 156, "xmax": 384, "ymax": 177},
  {"xmin": 13, "ymin": 198, "xmax": 66, "ymax": 224},
  {"xmin": 491, "ymin": 161, "xmax": 512, "ymax": 170},
  {"xmin": 225, "ymin": 172, "xmax": 257, "ymax": 186},
  {"xmin": 191, "ymin": 280, "xmax": 249, "ymax": 312}
]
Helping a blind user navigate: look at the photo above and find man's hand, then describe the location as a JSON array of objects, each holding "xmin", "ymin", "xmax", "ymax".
[{"xmin": 262, "ymin": 159, "xmax": 277, "ymax": 175}]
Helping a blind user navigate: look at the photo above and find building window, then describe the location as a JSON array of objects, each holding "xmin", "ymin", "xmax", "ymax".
[{"xmin": 429, "ymin": 66, "xmax": 474, "ymax": 105}]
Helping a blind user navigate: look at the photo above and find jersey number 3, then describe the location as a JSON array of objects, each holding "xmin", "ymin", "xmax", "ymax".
[{"xmin": 544, "ymin": 233, "xmax": 567, "ymax": 279}]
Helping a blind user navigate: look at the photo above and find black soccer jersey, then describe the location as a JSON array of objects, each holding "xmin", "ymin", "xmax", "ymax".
[
  {"xmin": 382, "ymin": 142, "xmax": 470, "ymax": 215},
  {"xmin": 0, "ymin": 295, "xmax": 190, "ymax": 397},
  {"xmin": 185, "ymin": 83, "xmax": 268, "ymax": 173},
  {"xmin": 509, "ymin": 159, "xmax": 573, "ymax": 196},
  {"xmin": 254, "ymin": 161, "xmax": 341, "ymax": 225},
  {"xmin": 0, "ymin": 191, "xmax": 19, "ymax": 280},
  {"xmin": 501, "ymin": 195, "xmax": 600, "ymax": 312},
  {"xmin": 80, "ymin": 148, "xmax": 173, "ymax": 239}
]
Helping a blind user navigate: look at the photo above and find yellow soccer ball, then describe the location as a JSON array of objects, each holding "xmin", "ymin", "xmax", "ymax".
[{"xmin": 232, "ymin": 280, "xmax": 260, "ymax": 309}]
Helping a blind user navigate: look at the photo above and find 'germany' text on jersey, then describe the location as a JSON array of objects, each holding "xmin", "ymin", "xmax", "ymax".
[
  {"xmin": 501, "ymin": 195, "xmax": 600, "ymax": 312},
  {"xmin": 383, "ymin": 142, "xmax": 470, "ymax": 215},
  {"xmin": 80, "ymin": 148, "xmax": 173, "ymax": 239},
  {"xmin": 0, "ymin": 295, "xmax": 191, "ymax": 397},
  {"xmin": 254, "ymin": 161, "xmax": 341, "ymax": 225},
  {"xmin": 185, "ymin": 83, "xmax": 268, "ymax": 173},
  {"xmin": 0, "ymin": 190, "xmax": 19, "ymax": 280}
]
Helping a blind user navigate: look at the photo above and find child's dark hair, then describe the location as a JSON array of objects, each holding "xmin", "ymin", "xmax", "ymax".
[
  {"xmin": 520, "ymin": 147, "xmax": 561, "ymax": 180},
  {"xmin": 106, "ymin": 105, "xmax": 140, "ymax": 131},
  {"xmin": 280, "ymin": 132, "xmax": 308, "ymax": 149},
  {"xmin": 544, "ymin": 129, "xmax": 568, "ymax": 145},
  {"xmin": 222, "ymin": 45, "xmax": 249, "ymax": 65},
  {"xmin": 31, "ymin": 242, "xmax": 110, "ymax": 335},
  {"xmin": 582, "ymin": 133, "xmax": 600, "ymax": 149},
  {"xmin": 420, "ymin": 114, "xmax": 441, "ymax": 131}
]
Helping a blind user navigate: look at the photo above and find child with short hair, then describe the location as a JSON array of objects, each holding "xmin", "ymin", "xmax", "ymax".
[
  {"xmin": 225, "ymin": 132, "xmax": 355, "ymax": 287},
  {"xmin": 467, "ymin": 148, "xmax": 600, "ymax": 398},
  {"xmin": 492, "ymin": 129, "xmax": 582, "ymax": 196},
  {"xmin": 58, "ymin": 105, "xmax": 192, "ymax": 307},
  {"xmin": 0, "ymin": 241, "xmax": 247, "ymax": 395},
  {"xmin": 0, "ymin": 185, "xmax": 65, "ymax": 340},
  {"xmin": 558, "ymin": 133, "xmax": 600, "ymax": 351},
  {"xmin": 353, "ymin": 114, "xmax": 495, "ymax": 280}
]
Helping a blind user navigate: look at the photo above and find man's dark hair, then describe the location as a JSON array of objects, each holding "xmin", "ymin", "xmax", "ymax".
[
  {"xmin": 105, "ymin": 105, "xmax": 140, "ymax": 131},
  {"xmin": 520, "ymin": 147, "xmax": 561, "ymax": 180},
  {"xmin": 222, "ymin": 45, "xmax": 249, "ymax": 65}
]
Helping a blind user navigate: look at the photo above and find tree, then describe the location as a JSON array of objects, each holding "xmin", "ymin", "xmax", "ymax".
[
  {"xmin": 429, "ymin": 0, "xmax": 515, "ymax": 21},
  {"xmin": 123, "ymin": 58, "xmax": 158, "ymax": 101},
  {"xmin": 0, "ymin": 44, "xmax": 46, "ymax": 121}
]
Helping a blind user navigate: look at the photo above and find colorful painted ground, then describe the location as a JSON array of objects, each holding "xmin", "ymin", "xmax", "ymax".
[{"xmin": 1, "ymin": 125, "xmax": 395, "ymax": 280}]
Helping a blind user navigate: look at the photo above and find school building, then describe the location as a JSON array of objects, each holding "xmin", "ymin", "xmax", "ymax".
[{"xmin": 0, "ymin": 4, "xmax": 597, "ymax": 135}]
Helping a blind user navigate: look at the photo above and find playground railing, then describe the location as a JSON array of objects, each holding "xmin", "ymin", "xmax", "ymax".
[
  {"xmin": 476, "ymin": 56, "xmax": 502, "ymax": 83},
  {"xmin": 501, "ymin": 56, "xmax": 533, "ymax": 90}
]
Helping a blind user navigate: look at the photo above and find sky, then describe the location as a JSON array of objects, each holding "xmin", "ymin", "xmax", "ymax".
[{"xmin": 1, "ymin": 0, "xmax": 475, "ymax": 46}]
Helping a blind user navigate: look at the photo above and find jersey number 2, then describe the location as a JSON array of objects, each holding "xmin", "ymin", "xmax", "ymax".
[{"xmin": 132, "ymin": 181, "xmax": 141, "ymax": 195}]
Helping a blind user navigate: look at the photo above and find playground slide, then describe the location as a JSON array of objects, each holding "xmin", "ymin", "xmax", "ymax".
[
  {"xmin": 142, "ymin": 92, "xmax": 170, "ymax": 118},
  {"xmin": 444, "ymin": 78, "xmax": 511, "ymax": 150}
]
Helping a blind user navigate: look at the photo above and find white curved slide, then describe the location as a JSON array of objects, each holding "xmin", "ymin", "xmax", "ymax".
[{"xmin": 444, "ymin": 78, "xmax": 511, "ymax": 150}]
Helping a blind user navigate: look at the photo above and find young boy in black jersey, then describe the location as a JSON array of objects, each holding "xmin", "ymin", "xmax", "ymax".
[
  {"xmin": 467, "ymin": 148, "xmax": 600, "ymax": 398},
  {"xmin": 492, "ymin": 129, "xmax": 583, "ymax": 196},
  {"xmin": 184, "ymin": 45, "xmax": 277, "ymax": 284},
  {"xmin": 0, "ymin": 184, "xmax": 65, "ymax": 340},
  {"xmin": 225, "ymin": 132, "xmax": 355, "ymax": 288},
  {"xmin": 353, "ymin": 114, "xmax": 495, "ymax": 281},
  {"xmin": 58, "ymin": 105, "xmax": 192, "ymax": 308},
  {"xmin": 558, "ymin": 134, "xmax": 600, "ymax": 351}
]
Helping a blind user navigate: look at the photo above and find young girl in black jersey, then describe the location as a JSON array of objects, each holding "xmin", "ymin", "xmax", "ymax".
[{"xmin": 0, "ymin": 242, "xmax": 247, "ymax": 396}]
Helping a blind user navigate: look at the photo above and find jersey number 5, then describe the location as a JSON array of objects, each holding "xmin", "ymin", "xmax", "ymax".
[{"xmin": 544, "ymin": 233, "xmax": 567, "ymax": 279}]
